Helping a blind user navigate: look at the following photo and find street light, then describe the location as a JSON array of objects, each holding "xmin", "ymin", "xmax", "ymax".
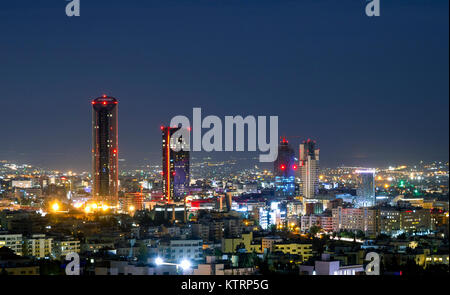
[
  {"xmin": 51, "ymin": 202, "xmax": 60, "ymax": 212},
  {"xmin": 155, "ymin": 257, "xmax": 164, "ymax": 266},
  {"xmin": 179, "ymin": 259, "xmax": 191, "ymax": 270}
]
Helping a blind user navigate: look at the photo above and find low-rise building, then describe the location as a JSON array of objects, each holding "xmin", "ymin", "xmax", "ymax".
[{"xmin": 0, "ymin": 233, "xmax": 23, "ymax": 256}]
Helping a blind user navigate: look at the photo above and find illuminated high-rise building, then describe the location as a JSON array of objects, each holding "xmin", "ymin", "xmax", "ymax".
[
  {"xmin": 299, "ymin": 139, "xmax": 319, "ymax": 199},
  {"xmin": 355, "ymin": 169, "xmax": 376, "ymax": 207},
  {"xmin": 92, "ymin": 95, "xmax": 118, "ymax": 206},
  {"xmin": 162, "ymin": 126, "xmax": 190, "ymax": 203},
  {"xmin": 274, "ymin": 138, "xmax": 296, "ymax": 196}
]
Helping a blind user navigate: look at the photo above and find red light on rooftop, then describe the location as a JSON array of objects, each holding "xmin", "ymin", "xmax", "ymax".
[
  {"xmin": 91, "ymin": 101, "xmax": 95, "ymax": 105},
  {"xmin": 280, "ymin": 164, "xmax": 286, "ymax": 170},
  {"xmin": 172, "ymin": 172, "xmax": 176, "ymax": 176},
  {"xmin": 293, "ymin": 165, "xmax": 298, "ymax": 170},
  {"xmin": 102, "ymin": 101, "xmax": 107, "ymax": 105},
  {"xmin": 102, "ymin": 94, "xmax": 107, "ymax": 98},
  {"xmin": 160, "ymin": 125, "xmax": 165, "ymax": 130},
  {"xmin": 113, "ymin": 149, "xmax": 117, "ymax": 154}
]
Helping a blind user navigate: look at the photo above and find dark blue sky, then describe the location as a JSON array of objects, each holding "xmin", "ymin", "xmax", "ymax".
[{"xmin": 0, "ymin": 0, "xmax": 448, "ymax": 172}]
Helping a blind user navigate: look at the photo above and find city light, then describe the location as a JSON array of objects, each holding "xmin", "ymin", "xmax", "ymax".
[
  {"xmin": 51, "ymin": 202, "xmax": 60, "ymax": 212},
  {"xmin": 155, "ymin": 257, "xmax": 164, "ymax": 266},
  {"xmin": 0, "ymin": 1, "xmax": 448, "ymax": 280},
  {"xmin": 73, "ymin": 202, "xmax": 83, "ymax": 208},
  {"xmin": 179, "ymin": 259, "xmax": 191, "ymax": 270}
]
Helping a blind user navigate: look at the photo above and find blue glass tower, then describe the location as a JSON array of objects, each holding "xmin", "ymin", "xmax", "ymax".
[{"xmin": 274, "ymin": 138, "xmax": 296, "ymax": 196}]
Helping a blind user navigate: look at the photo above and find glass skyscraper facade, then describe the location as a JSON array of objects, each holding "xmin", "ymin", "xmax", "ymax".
[
  {"xmin": 355, "ymin": 169, "xmax": 376, "ymax": 207},
  {"xmin": 274, "ymin": 138, "xmax": 296, "ymax": 197},
  {"xmin": 162, "ymin": 126, "xmax": 190, "ymax": 203},
  {"xmin": 92, "ymin": 95, "xmax": 119, "ymax": 206}
]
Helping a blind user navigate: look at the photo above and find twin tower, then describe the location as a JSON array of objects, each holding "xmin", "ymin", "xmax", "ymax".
[{"xmin": 91, "ymin": 96, "xmax": 189, "ymax": 207}]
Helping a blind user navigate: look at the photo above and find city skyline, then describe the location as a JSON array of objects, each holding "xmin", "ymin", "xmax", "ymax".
[{"xmin": 1, "ymin": 0, "xmax": 448, "ymax": 171}]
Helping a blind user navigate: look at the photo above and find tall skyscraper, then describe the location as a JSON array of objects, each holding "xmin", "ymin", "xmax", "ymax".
[
  {"xmin": 92, "ymin": 95, "xmax": 118, "ymax": 206},
  {"xmin": 162, "ymin": 126, "xmax": 190, "ymax": 203},
  {"xmin": 299, "ymin": 139, "xmax": 319, "ymax": 199},
  {"xmin": 274, "ymin": 138, "xmax": 296, "ymax": 196},
  {"xmin": 355, "ymin": 169, "xmax": 376, "ymax": 207}
]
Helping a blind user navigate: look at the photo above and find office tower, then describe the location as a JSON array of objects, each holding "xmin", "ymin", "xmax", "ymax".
[
  {"xmin": 92, "ymin": 95, "xmax": 119, "ymax": 206},
  {"xmin": 274, "ymin": 138, "xmax": 296, "ymax": 196},
  {"xmin": 162, "ymin": 126, "xmax": 190, "ymax": 203},
  {"xmin": 299, "ymin": 139, "xmax": 319, "ymax": 199},
  {"xmin": 355, "ymin": 169, "xmax": 376, "ymax": 207}
]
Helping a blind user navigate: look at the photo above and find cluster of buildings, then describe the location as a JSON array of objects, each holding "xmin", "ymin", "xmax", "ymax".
[{"xmin": 0, "ymin": 95, "xmax": 448, "ymax": 275}]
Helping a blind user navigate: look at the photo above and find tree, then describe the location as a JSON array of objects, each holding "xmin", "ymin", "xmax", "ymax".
[
  {"xmin": 137, "ymin": 244, "xmax": 149, "ymax": 262},
  {"xmin": 356, "ymin": 230, "xmax": 365, "ymax": 240},
  {"xmin": 309, "ymin": 225, "xmax": 321, "ymax": 237}
]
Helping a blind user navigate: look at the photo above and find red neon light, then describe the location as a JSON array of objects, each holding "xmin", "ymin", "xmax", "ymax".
[
  {"xmin": 280, "ymin": 165, "xmax": 286, "ymax": 170},
  {"xmin": 102, "ymin": 94, "xmax": 107, "ymax": 98},
  {"xmin": 172, "ymin": 172, "xmax": 176, "ymax": 176},
  {"xmin": 293, "ymin": 165, "xmax": 298, "ymax": 170},
  {"xmin": 91, "ymin": 101, "xmax": 95, "ymax": 105},
  {"xmin": 102, "ymin": 101, "xmax": 107, "ymax": 105},
  {"xmin": 113, "ymin": 149, "xmax": 117, "ymax": 154},
  {"xmin": 166, "ymin": 129, "xmax": 171, "ymax": 203},
  {"xmin": 160, "ymin": 125, "xmax": 165, "ymax": 130}
]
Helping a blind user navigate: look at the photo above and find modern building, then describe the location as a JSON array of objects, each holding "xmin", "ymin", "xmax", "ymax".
[
  {"xmin": 301, "ymin": 215, "xmax": 333, "ymax": 233},
  {"xmin": 52, "ymin": 239, "xmax": 80, "ymax": 259},
  {"xmin": 161, "ymin": 126, "xmax": 190, "ymax": 203},
  {"xmin": 332, "ymin": 206, "xmax": 379, "ymax": 237},
  {"xmin": 193, "ymin": 256, "xmax": 256, "ymax": 275},
  {"xmin": 355, "ymin": 169, "xmax": 376, "ymax": 207},
  {"xmin": 274, "ymin": 138, "xmax": 296, "ymax": 196},
  {"xmin": 92, "ymin": 95, "xmax": 119, "ymax": 206},
  {"xmin": 272, "ymin": 243, "xmax": 313, "ymax": 262},
  {"xmin": 299, "ymin": 254, "xmax": 364, "ymax": 275},
  {"xmin": 23, "ymin": 234, "xmax": 53, "ymax": 259},
  {"xmin": 0, "ymin": 233, "xmax": 23, "ymax": 255},
  {"xmin": 121, "ymin": 192, "xmax": 144, "ymax": 213},
  {"xmin": 299, "ymin": 139, "xmax": 319, "ymax": 199},
  {"xmin": 222, "ymin": 232, "xmax": 262, "ymax": 254},
  {"xmin": 152, "ymin": 239, "xmax": 202, "ymax": 263}
]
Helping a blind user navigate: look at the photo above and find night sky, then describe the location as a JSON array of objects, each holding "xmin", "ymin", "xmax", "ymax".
[{"xmin": 0, "ymin": 0, "xmax": 448, "ymax": 172}]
